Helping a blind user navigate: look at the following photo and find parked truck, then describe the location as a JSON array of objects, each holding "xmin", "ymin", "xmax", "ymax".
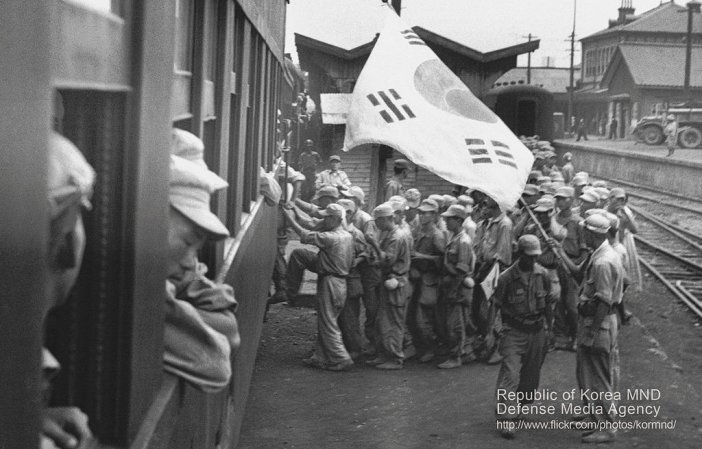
[{"xmin": 633, "ymin": 102, "xmax": 702, "ymax": 148}]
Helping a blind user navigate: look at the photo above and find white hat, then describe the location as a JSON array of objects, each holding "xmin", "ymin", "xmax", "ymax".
[{"xmin": 169, "ymin": 155, "xmax": 229, "ymax": 239}]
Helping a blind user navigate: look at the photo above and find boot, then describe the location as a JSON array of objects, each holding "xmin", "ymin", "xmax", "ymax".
[{"xmin": 437, "ymin": 357, "xmax": 462, "ymax": 369}]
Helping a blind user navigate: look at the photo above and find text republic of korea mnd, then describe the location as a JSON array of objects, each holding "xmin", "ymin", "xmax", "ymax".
[{"xmin": 496, "ymin": 388, "xmax": 666, "ymax": 419}]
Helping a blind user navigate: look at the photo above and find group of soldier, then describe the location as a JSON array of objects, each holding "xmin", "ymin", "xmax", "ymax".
[{"xmin": 272, "ymin": 137, "xmax": 639, "ymax": 444}]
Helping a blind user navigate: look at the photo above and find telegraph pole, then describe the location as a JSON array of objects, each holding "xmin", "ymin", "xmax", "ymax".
[
  {"xmin": 684, "ymin": 1, "xmax": 701, "ymax": 100},
  {"xmin": 567, "ymin": 0, "xmax": 577, "ymax": 135},
  {"xmin": 521, "ymin": 33, "xmax": 538, "ymax": 84}
]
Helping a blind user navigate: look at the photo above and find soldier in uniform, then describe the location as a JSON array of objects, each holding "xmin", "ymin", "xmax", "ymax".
[
  {"xmin": 474, "ymin": 196, "xmax": 513, "ymax": 360},
  {"xmin": 315, "ymin": 155, "xmax": 351, "ymax": 191},
  {"xmin": 561, "ymin": 152, "xmax": 575, "ymax": 184},
  {"xmin": 297, "ymin": 139, "xmax": 321, "ymax": 200},
  {"xmin": 283, "ymin": 203, "xmax": 355, "ymax": 371},
  {"xmin": 437, "ymin": 205, "xmax": 477, "ymax": 369},
  {"xmin": 410, "ymin": 199, "xmax": 446, "ymax": 363},
  {"xmin": 488, "ymin": 235, "xmax": 554, "ymax": 439},
  {"xmin": 574, "ymin": 214, "xmax": 624, "ymax": 443},
  {"xmin": 404, "ymin": 188, "xmax": 422, "ymax": 238},
  {"xmin": 336, "ymin": 199, "xmax": 369, "ymax": 360},
  {"xmin": 553, "ymin": 186, "xmax": 588, "ymax": 351},
  {"xmin": 366, "ymin": 204, "xmax": 412, "ymax": 370},
  {"xmin": 384, "ymin": 158, "xmax": 410, "ymax": 201}
]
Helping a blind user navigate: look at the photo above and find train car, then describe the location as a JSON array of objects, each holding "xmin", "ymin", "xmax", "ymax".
[
  {"xmin": 484, "ymin": 84, "xmax": 555, "ymax": 142},
  {"xmin": 1, "ymin": 1, "xmax": 286, "ymax": 448}
]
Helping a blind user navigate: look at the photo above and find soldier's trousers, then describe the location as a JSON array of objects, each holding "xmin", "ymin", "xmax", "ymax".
[
  {"xmin": 495, "ymin": 325, "xmax": 547, "ymax": 420},
  {"xmin": 376, "ymin": 279, "xmax": 409, "ymax": 363},
  {"xmin": 413, "ymin": 279, "xmax": 440, "ymax": 354},
  {"xmin": 285, "ymin": 248, "xmax": 317, "ymax": 298},
  {"xmin": 359, "ymin": 263, "xmax": 381, "ymax": 349},
  {"xmin": 312, "ymin": 275, "xmax": 351, "ymax": 365},
  {"xmin": 576, "ymin": 314, "xmax": 619, "ymax": 426},
  {"xmin": 555, "ymin": 266, "xmax": 578, "ymax": 342},
  {"xmin": 338, "ymin": 274, "xmax": 364, "ymax": 354},
  {"xmin": 272, "ymin": 237, "xmax": 288, "ymax": 293}
]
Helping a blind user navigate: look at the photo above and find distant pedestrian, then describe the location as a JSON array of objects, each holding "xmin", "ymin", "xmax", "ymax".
[
  {"xmin": 575, "ymin": 118, "xmax": 588, "ymax": 141},
  {"xmin": 297, "ymin": 139, "xmax": 321, "ymax": 200},
  {"xmin": 664, "ymin": 114, "xmax": 678, "ymax": 157},
  {"xmin": 608, "ymin": 117, "xmax": 618, "ymax": 139},
  {"xmin": 560, "ymin": 152, "xmax": 575, "ymax": 184}
]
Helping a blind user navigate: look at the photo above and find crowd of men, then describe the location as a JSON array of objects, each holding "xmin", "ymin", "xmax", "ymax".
[{"xmin": 272, "ymin": 137, "xmax": 640, "ymax": 444}]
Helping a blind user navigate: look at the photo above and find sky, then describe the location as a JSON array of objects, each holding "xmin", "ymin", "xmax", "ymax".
[{"xmin": 285, "ymin": 0, "xmax": 672, "ymax": 68}]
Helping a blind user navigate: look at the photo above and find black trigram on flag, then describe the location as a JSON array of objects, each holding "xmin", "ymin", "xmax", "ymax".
[
  {"xmin": 464, "ymin": 138, "xmax": 517, "ymax": 169},
  {"xmin": 367, "ymin": 89, "xmax": 416, "ymax": 124},
  {"xmin": 401, "ymin": 29, "xmax": 427, "ymax": 46}
]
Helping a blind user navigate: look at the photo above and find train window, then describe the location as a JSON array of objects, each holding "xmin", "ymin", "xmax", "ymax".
[{"xmin": 46, "ymin": 89, "xmax": 135, "ymax": 444}]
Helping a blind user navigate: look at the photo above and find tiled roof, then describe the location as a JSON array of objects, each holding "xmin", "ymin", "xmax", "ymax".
[
  {"xmin": 494, "ymin": 67, "xmax": 580, "ymax": 94},
  {"xmin": 582, "ymin": 1, "xmax": 702, "ymax": 41},
  {"xmin": 606, "ymin": 44, "xmax": 702, "ymax": 88}
]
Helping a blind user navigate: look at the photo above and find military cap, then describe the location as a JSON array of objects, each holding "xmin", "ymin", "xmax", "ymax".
[
  {"xmin": 591, "ymin": 180, "xmax": 607, "ymax": 188},
  {"xmin": 571, "ymin": 175, "xmax": 588, "ymax": 187},
  {"xmin": 584, "ymin": 214, "xmax": 610, "ymax": 234},
  {"xmin": 457, "ymin": 194, "xmax": 475, "ymax": 207},
  {"xmin": 428, "ymin": 194, "xmax": 445, "ymax": 208},
  {"xmin": 337, "ymin": 198, "xmax": 356, "ymax": 213},
  {"xmin": 603, "ymin": 211, "xmax": 620, "ymax": 230},
  {"xmin": 522, "ymin": 184, "xmax": 539, "ymax": 196},
  {"xmin": 313, "ymin": 185, "xmax": 340, "ymax": 200},
  {"xmin": 534, "ymin": 152, "xmax": 546, "ymax": 160},
  {"xmin": 304, "ymin": 139, "xmax": 314, "ymax": 146},
  {"xmin": 388, "ymin": 195, "xmax": 409, "ymax": 212},
  {"xmin": 329, "ymin": 154, "xmax": 341, "ymax": 162},
  {"xmin": 536, "ymin": 175, "xmax": 551, "ymax": 184},
  {"xmin": 441, "ymin": 204, "xmax": 467, "ymax": 220},
  {"xmin": 442, "ymin": 195, "xmax": 458, "ymax": 207},
  {"xmin": 533, "ymin": 197, "xmax": 555, "ymax": 212},
  {"xmin": 584, "ymin": 208, "xmax": 607, "ymax": 217},
  {"xmin": 539, "ymin": 182, "xmax": 556, "ymax": 196},
  {"xmin": 528, "ymin": 170, "xmax": 543, "ymax": 181},
  {"xmin": 417, "ymin": 198, "xmax": 439, "ymax": 212},
  {"xmin": 372, "ymin": 203, "xmax": 395, "ymax": 219},
  {"xmin": 341, "ymin": 185, "xmax": 366, "ymax": 204},
  {"xmin": 404, "ymin": 188, "xmax": 422, "ymax": 208},
  {"xmin": 518, "ymin": 234, "xmax": 542, "ymax": 256},
  {"xmin": 563, "ymin": 152, "xmax": 573, "ymax": 161},
  {"xmin": 609, "ymin": 187, "xmax": 626, "ymax": 200},
  {"xmin": 594, "ymin": 187, "xmax": 611, "ymax": 200},
  {"xmin": 171, "ymin": 128, "xmax": 207, "ymax": 169},
  {"xmin": 579, "ymin": 191, "xmax": 599, "ymax": 204},
  {"xmin": 543, "ymin": 150, "xmax": 557, "ymax": 158},
  {"xmin": 667, "ymin": 114, "xmax": 675, "ymax": 121},
  {"xmin": 554, "ymin": 186, "xmax": 575, "ymax": 198},
  {"xmin": 394, "ymin": 158, "xmax": 410, "ymax": 169},
  {"xmin": 575, "ymin": 171, "xmax": 589, "ymax": 179},
  {"xmin": 170, "ymin": 155, "xmax": 229, "ymax": 240},
  {"xmin": 318, "ymin": 203, "xmax": 345, "ymax": 218}
]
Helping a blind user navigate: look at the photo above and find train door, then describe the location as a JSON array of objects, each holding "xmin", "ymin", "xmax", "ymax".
[{"xmin": 516, "ymin": 99, "xmax": 537, "ymax": 137}]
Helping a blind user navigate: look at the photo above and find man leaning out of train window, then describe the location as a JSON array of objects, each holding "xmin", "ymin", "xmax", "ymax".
[
  {"xmin": 164, "ymin": 129, "xmax": 240, "ymax": 393},
  {"xmin": 43, "ymin": 131, "xmax": 96, "ymax": 449}
]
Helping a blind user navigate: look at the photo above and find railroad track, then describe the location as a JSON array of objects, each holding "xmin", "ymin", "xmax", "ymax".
[{"xmin": 593, "ymin": 176, "xmax": 702, "ymax": 319}]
